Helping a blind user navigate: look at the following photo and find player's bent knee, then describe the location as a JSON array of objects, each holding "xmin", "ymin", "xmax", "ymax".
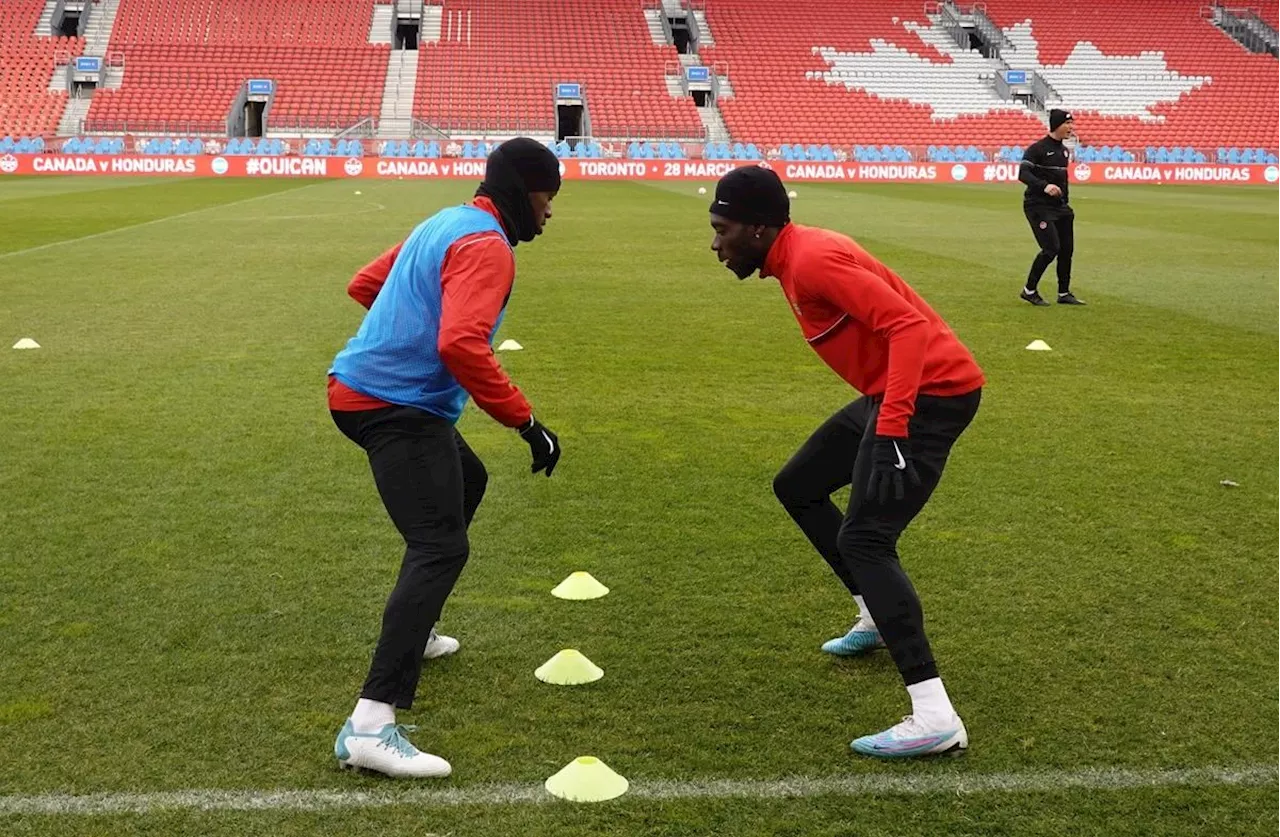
[
  {"xmin": 772, "ymin": 467, "xmax": 802, "ymax": 504},
  {"xmin": 836, "ymin": 523, "xmax": 896, "ymax": 566}
]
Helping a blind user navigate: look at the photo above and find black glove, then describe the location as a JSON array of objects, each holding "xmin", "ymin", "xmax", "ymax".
[
  {"xmin": 518, "ymin": 417, "xmax": 560, "ymax": 477},
  {"xmin": 866, "ymin": 436, "xmax": 921, "ymax": 504}
]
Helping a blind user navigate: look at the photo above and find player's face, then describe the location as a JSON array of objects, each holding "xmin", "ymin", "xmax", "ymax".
[
  {"xmin": 710, "ymin": 215, "xmax": 764, "ymax": 280},
  {"xmin": 1056, "ymin": 121, "xmax": 1074, "ymax": 141},
  {"xmin": 529, "ymin": 190, "xmax": 557, "ymax": 235}
]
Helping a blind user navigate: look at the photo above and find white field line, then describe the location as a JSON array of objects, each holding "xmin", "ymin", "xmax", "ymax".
[
  {"xmin": 0, "ymin": 764, "xmax": 1273, "ymax": 816},
  {"xmin": 0, "ymin": 182, "xmax": 326, "ymax": 261}
]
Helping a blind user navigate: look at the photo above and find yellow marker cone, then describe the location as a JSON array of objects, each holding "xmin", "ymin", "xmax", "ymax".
[
  {"xmin": 551, "ymin": 571, "xmax": 609, "ymax": 600},
  {"xmin": 535, "ymin": 649, "xmax": 604, "ymax": 685},
  {"xmin": 1025, "ymin": 339, "xmax": 1052, "ymax": 351},
  {"xmin": 545, "ymin": 756, "xmax": 629, "ymax": 802}
]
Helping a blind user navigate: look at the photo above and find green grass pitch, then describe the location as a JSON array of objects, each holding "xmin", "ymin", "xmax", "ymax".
[{"xmin": 0, "ymin": 175, "xmax": 1276, "ymax": 836}]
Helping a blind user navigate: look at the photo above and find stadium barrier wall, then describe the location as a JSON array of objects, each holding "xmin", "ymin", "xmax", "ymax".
[{"xmin": 2, "ymin": 154, "xmax": 1276, "ymax": 185}]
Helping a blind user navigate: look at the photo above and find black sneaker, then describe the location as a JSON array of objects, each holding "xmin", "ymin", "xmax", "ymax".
[
  {"xmin": 1057, "ymin": 293, "xmax": 1086, "ymax": 305},
  {"xmin": 1020, "ymin": 289, "xmax": 1050, "ymax": 306}
]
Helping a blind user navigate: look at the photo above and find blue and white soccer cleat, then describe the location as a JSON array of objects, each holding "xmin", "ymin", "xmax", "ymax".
[
  {"xmin": 820, "ymin": 619, "xmax": 886, "ymax": 656},
  {"xmin": 334, "ymin": 719, "xmax": 452, "ymax": 778},
  {"xmin": 850, "ymin": 715, "xmax": 969, "ymax": 759}
]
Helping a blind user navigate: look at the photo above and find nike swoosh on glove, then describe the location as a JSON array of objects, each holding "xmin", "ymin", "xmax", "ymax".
[
  {"xmin": 866, "ymin": 436, "xmax": 921, "ymax": 504},
  {"xmin": 518, "ymin": 418, "xmax": 561, "ymax": 477}
]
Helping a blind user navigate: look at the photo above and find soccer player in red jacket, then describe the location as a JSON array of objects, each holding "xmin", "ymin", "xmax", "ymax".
[
  {"xmin": 328, "ymin": 139, "xmax": 562, "ymax": 778},
  {"xmin": 708, "ymin": 166, "xmax": 985, "ymax": 759}
]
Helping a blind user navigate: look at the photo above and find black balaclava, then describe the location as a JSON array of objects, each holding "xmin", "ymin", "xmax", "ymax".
[
  {"xmin": 709, "ymin": 166, "xmax": 791, "ymax": 227},
  {"xmin": 475, "ymin": 138, "xmax": 562, "ymax": 245}
]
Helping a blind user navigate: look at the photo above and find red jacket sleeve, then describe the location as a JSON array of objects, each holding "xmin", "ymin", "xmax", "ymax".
[
  {"xmin": 436, "ymin": 232, "xmax": 534, "ymax": 428},
  {"xmin": 347, "ymin": 242, "xmax": 402, "ymax": 309},
  {"xmin": 801, "ymin": 249, "xmax": 931, "ymax": 438}
]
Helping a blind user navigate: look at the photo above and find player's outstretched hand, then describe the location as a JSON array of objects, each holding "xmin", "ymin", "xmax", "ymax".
[
  {"xmin": 519, "ymin": 417, "xmax": 561, "ymax": 477},
  {"xmin": 867, "ymin": 437, "xmax": 921, "ymax": 504}
]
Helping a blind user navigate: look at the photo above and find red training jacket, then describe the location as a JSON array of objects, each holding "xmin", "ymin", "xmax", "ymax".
[{"xmin": 762, "ymin": 222, "xmax": 985, "ymax": 438}]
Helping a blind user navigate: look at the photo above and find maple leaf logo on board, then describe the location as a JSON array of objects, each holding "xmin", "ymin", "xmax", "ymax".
[{"xmin": 813, "ymin": 19, "xmax": 1209, "ymax": 122}]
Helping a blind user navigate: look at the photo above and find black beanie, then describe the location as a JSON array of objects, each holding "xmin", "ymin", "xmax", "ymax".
[
  {"xmin": 476, "ymin": 138, "xmax": 561, "ymax": 244},
  {"xmin": 709, "ymin": 166, "xmax": 790, "ymax": 227},
  {"xmin": 1049, "ymin": 109, "xmax": 1073, "ymax": 132}
]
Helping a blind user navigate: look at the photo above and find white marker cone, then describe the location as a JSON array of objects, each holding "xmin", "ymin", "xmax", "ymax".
[
  {"xmin": 497, "ymin": 339, "xmax": 523, "ymax": 351},
  {"xmin": 12, "ymin": 338, "xmax": 40, "ymax": 350},
  {"xmin": 1025, "ymin": 339, "xmax": 1052, "ymax": 351}
]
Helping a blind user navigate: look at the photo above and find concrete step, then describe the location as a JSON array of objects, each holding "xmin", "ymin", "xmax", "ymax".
[
  {"xmin": 35, "ymin": 0, "xmax": 56, "ymax": 36},
  {"xmin": 691, "ymin": 10, "xmax": 715, "ymax": 46},
  {"xmin": 643, "ymin": 9, "xmax": 667, "ymax": 45},
  {"xmin": 57, "ymin": 95, "xmax": 93, "ymax": 136},
  {"xmin": 369, "ymin": 4, "xmax": 393, "ymax": 43},
  {"xmin": 422, "ymin": 4, "xmax": 443, "ymax": 42}
]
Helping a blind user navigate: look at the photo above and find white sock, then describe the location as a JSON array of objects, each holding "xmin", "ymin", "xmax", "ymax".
[
  {"xmin": 351, "ymin": 698, "xmax": 395, "ymax": 734},
  {"xmin": 906, "ymin": 678, "xmax": 957, "ymax": 729},
  {"xmin": 853, "ymin": 595, "xmax": 874, "ymax": 627},
  {"xmin": 1024, "ymin": 286, "xmax": 1037, "ymax": 295}
]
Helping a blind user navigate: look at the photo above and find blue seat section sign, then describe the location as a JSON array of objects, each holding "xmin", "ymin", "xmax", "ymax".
[
  {"xmin": 1004, "ymin": 70, "xmax": 1027, "ymax": 84},
  {"xmin": 247, "ymin": 79, "xmax": 274, "ymax": 95},
  {"xmin": 75, "ymin": 57, "xmax": 102, "ymax": 72},
  {"xmin": 556, "ymin": 83, "xmax": 582, "ymax": 98},
  {"xmin": 686, "ymin": 66, "xmax": 710, "ymax": 82}
]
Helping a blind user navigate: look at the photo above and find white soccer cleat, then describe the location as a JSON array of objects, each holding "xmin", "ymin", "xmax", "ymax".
[
  {"xmin": 851, "ymin": 714, "xmax": 968, "ymax": 759},
  {"xmin": 423, "ymin": 628, "xmax": 460, "ymax": 660},
  {"xmin": 334, "ymin": 719, "xmax": 452, "ymax": 778}
]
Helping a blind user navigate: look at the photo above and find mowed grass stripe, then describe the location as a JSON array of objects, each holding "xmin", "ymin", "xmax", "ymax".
[{"xmin": 0, "ymin": 178, "xmax": 320, "ymax": 256}]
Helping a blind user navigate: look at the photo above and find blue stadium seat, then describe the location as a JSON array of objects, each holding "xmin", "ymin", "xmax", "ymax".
[
  {"xmin": 1240, "ymin": 148, "xmax": 1255, "ymax": 163},
  {"xmin": 0, "ymin": 136, "xmax": 13, "ymax": 153},
  {"xmin": 15, "ymin": 138, "xmax": 32, "ymax": 153},
  {"xmin": 425, "ymin": 140, "xmax": 440, "ymax": 158}
]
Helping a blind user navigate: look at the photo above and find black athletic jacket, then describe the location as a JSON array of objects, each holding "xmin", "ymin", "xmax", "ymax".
[{"xmin": 1019, "ymin": 135, "xmax": 1072, "ymax": 214}]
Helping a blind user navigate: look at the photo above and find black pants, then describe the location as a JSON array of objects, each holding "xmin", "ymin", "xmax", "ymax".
[
  {"xmin": 1024, "ymin": 208, "xmax": 1074, "ymax": 294},
  {"xmin": 332, "ymin": 405, "xmax": 488, "ymax": 709},
  {"xmin": 772, "ymin": 390, "xmax": 981, "ymax": 686}
]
